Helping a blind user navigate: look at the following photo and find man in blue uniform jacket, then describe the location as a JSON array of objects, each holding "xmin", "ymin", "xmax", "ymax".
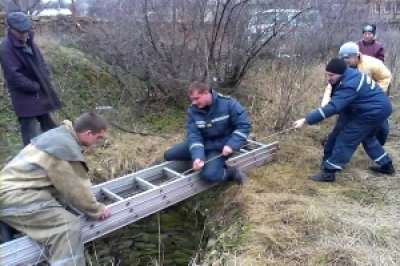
[
  {"xmin": 164, "ymin": 80, "xmax": 251, "ymax": 185},
  {"xmin": 294, "ymin": 58, "xmax": 395, "ymax": 182}
]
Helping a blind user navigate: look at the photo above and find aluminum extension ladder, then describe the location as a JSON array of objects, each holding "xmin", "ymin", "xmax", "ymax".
[{"xmin": 0, "ymin": 139, "xmax": 279, "ymax": 266}]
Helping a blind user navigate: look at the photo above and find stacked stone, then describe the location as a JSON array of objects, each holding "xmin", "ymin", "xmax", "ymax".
[{"xmin": 89, "ymin": 201, "xmax": 206, "ymax": 266}]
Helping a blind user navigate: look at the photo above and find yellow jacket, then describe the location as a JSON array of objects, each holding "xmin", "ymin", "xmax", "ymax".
[
  {"xmin": 321, "ymin": 54, "xmax": 392, "ymax": 106},
  {"xmin": 0, "ymin": 120, "xmax": 105, "ymax": 219}
]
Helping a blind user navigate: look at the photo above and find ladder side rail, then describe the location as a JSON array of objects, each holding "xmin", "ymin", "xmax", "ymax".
[
  {"xmin": 84, "ymin": 145, "xmax": 278, "ymax": 242},
  {"xmin": 246, "ymin": 138, "xmax": 271, "ymax": 147},
  {"xmin": 82, "ymin": 144, "xmax": 278, "ymax": 242},
  {"xmin": 83, "ymin": 171, "xmax": 213, "ymax": 242},
  {"xmin": 232, "ymin": 151, "xmax": 276, "ymax": 171},
  {"xmin": 227, "ymin": 142, "xmax": 279, "ymax": 168},
  {"xmin": 82, "ymin": 143, "xmax": 279, "ymax": 237}
]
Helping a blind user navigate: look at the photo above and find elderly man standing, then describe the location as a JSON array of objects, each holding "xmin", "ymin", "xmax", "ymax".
[
  {"xmin": 356, "ymin": 24, "xmax": 384, "ymax": 62},
  {"xmin": 0, "ymin": 11, "xmax": 62, "ymax": 147},
  {"xmin": 294, "ymin": 58, "xmax": 394, "ymax": 182},
  {"xmin": 0, "ymin": 113, "xmax": 111, "ymax": 265},
  {"xmin": 164, "ymin": 81, "xmax": 251, "ymax": 185},
  {"xmin": 321, "ymin": 42, "xmax": 392, "ymax": 147}
]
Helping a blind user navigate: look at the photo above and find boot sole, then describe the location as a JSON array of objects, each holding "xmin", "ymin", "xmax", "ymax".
[
  {"xmin": 369, "ymin": 168, "xmax": 395, "ymax": 176},
  {"xmin": 308, "ymin": 176, "xmax": 335, "ymax": 182}
]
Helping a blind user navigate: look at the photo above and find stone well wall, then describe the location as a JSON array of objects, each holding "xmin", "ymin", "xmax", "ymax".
[{"xmin": 87, "ymin": 199, "xmax": 208, "ymax": 266}]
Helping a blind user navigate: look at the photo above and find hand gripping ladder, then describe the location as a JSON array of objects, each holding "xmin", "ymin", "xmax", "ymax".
[{"xmin": 0, "ymin": 140, "xmax": 279, "ymax": 266}]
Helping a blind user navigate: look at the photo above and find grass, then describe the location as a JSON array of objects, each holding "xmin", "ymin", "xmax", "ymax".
[
  {"xmin": 2, "ymin": 34, "xmax": 400, "ymax": 266},
  {"xmin": 192, "ymin": 61, "xmax": 400, "ymax": 266}
]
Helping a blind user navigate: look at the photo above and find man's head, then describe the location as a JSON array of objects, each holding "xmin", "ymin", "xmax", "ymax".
[
  {"xmin": 6, "ymin": 12, "xmax": 32, "ymax": 42},
  {"xmin": 188, "ymin": 81, "xmax": 213, "ymax": 109},
  {"xmin": 325, "ymin": 58, "xmax": 348, "ymax": 85},
  {"xmin": 73, "ymin": 113, "xmax": 107, "ymax": 147},
  {"xmin": 338, "ymin": 42, "xmax": 360, "ymax": 67},
  {"xmin": 362, "ymin": 24, "xmax": 376, "ymax": 43}
]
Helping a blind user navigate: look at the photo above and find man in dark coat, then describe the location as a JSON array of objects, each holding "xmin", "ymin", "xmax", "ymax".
[
  {"xmin": 0, "ymin": 12, "xmax": 62, "ymax": 147},
  {"xmin": 0, "ymin": 11, "xmax": 62, "ymax": 243}
]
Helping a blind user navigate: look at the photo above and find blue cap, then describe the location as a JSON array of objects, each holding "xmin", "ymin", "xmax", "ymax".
[
  {"xmin": 338, "ymin": 42, "xmax": 359, "ymax": 57},
  {"xmin": 6, "ymin": 12, "xmax": 32, "ymax": 33}
]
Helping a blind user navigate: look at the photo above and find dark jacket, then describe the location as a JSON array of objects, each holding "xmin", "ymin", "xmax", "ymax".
[
  {"xmin": 0, "ymin": 31, "xmax": 62, "ymax": 117},
  {"xmin": 356, "ymin": 39, "xmax": 384, "ymax": 62},
  {"xmin": 186, "ymin": 90, "xmax": 251, "ymax": 160},
  {"xmin": 306, "ymin": 67, "xmax": 392, "ymax": 125}
]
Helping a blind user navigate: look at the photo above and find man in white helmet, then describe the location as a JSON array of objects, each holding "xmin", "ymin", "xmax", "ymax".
[{"xmin": 320, "ymin": 41, "xmax": 392, "ymax": 147}]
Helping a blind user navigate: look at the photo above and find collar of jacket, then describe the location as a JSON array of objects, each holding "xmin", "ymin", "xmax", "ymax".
[
  {"xmin": 332, "ymin": 67, "xmax": 351, "ymax": 89},
  {"xmin": 362, "ymin": 39, "xmax": 376, "ymax": 46},
  {"xmin": 63, "ymin": 120, "xmax": 85, "ymax": 151},
  {"xmin": 357, "ymin": 53, "xmax": 365, "ymax": 67},
  {"xmin": 8, "ymin": 30, "xmax": 35, "ymax": 48}
]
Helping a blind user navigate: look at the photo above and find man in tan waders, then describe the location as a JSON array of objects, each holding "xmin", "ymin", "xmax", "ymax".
[{"xmin": 0, "ymin": 112, "xmax": 111, "ymax": 266}]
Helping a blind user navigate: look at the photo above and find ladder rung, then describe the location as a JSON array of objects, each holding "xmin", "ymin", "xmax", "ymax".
[
  {"xmin": 100, "ymin": 188, "xmax": 124, "ymax": 202},
  {"xmin": 163, "ymin": 167, "xmax": 185, "ymax": 179},
  {"xmin": 136, "ymin": 177, "xmax": 157, "ymax": 190}
]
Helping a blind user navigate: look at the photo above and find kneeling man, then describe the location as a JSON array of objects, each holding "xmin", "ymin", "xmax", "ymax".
[{"xmin": 164, "ymin": 81, "xmax": 251, "ymax": 185}]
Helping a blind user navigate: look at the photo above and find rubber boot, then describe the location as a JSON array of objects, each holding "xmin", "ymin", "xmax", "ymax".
[
  {"xmin": 308, "ymin": 169, "xmax": 336, "ymax": 182},
  {"xmin": 226, "ymin": 166, "xmax": 247, "ymax": 185},
  {"xmin": 369, "ymin": 161, "xmax": 395, "ymax": 175}
]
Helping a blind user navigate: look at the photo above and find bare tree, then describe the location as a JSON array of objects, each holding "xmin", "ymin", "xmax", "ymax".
[
  {"xmin": 2, "ymin": 0, "xmax": 41, "ymax": 13},
  {"xmin": 74, "ymin": 0, "xmax": 320, "ymax": 105}
]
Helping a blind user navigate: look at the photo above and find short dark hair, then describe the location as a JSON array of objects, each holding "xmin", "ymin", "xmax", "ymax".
[
  {"xmin": 73, "ymin": 112, "xmax": 107, "ymax": 133},
  {"xmin": 188, "ymin": 80, "xmax": 209, "ymax": 94}
]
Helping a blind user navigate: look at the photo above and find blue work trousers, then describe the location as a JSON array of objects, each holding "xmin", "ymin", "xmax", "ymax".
[
  {"xmin": 376, "ymin": 119, "xmax": 389, "ymax": 146},
  {"xmin": 323, "ymin": 114, "xmax": 391, "ymax": 170},
  {"xmin": 164, "ymin": 141, "xmax": 228, "ymax": 182}
]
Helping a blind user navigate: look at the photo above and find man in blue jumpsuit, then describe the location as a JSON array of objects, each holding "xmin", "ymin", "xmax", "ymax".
[
  {"xmin": 164, "ymin": 80, "xmax": 251, "ymax": 184},
  {"xmin": 294, "ymin": 58, "xmax": 395, "ymax": 182}
]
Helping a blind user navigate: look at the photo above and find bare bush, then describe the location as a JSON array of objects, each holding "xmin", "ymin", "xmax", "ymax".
[
  {"xmin": 71, "ymin": 0, "xmax": 325, "ymax": 104},
  {"xmin": 1, "ymin": 0, "xmax": 69, "ymax": 14},
  {"xmin": 36, "ymin": 0, "xmax": 378, "ymax": 132}
]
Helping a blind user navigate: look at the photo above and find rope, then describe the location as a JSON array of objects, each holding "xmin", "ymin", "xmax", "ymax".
[{"xmin": 182, "ymin": 127, "xmax": 297, "ymax": 175}]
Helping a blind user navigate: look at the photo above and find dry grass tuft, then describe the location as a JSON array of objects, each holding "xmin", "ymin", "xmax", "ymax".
[
  {"xmin": 218, "ymin": 129, "xmax": 400, "ymax": 266},
  {"xmin": 84, "ymin": 131, "xmax": 184, "ymax": 182}
]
